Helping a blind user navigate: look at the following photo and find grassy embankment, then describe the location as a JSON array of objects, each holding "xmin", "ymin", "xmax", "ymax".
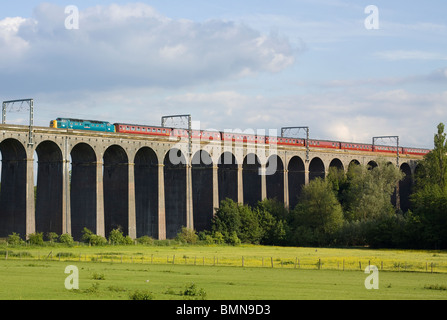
[{"xmin": 1, "ymin": 244, "xmax": 447, "ymax": 300}]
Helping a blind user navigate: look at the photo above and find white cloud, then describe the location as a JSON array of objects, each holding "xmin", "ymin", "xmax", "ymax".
[
  {"xmin": 0, "ymin": 3, "xmax": 295, "ymax": 95},
  {"xmin": 0, "ymin": 17, "xmax": 29, "ymax": 59}
]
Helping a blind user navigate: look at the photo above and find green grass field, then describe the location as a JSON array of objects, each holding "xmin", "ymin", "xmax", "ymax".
[{"xmin": 1, "ymin": 244, "xmax": 447, "ymax": 300}]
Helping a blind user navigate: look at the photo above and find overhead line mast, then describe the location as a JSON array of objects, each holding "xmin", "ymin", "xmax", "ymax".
[{"xmin": 2, "ymin": 98, "xmax": 34, "ymax": 146}]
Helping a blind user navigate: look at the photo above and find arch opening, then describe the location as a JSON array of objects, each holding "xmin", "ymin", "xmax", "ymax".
[
  {"xmin": 243, "ymin": 153, "xmax": 261, "ymax": 207},
  {"xmin": 35, "ymin": 141, "xmax": 63, "ymax": 235},
  {"xmin": 135, "ymin": 147, "xmax": 159, "ymax": 238},
  {"xmin": 192, "ymin": 150, "xmax": 213, "ymax": 232},
  {"xmin": 103, "ymin": 145, "xmax": 129, "ymax": 237},
  {"xmin": 164, "ymin": 148, "xmax": 187, "ymax": 239},
  {"xmin": 329, "ymin": 158, "xmax": 344, "ymax": 171},
  {"xmin": 70, "ymin": 143, "xmax": 97, "ymax": 241},
  {"xmin": 218, "ymin": 152, "xmax": 238, "ymax": 203},
  {"xmin": 266, "ymin": 155, "xmax": 284, "ymax": 203},
  {"xmin": 288, "ymin": 156, "xmax": 305, "ymax": 210},
  {"xmin": 0, "ymin": 139, "xmax": 27, "ymax": 237},
  {"xmin": 309, "ymin": 157, "xmax": 325, "ymax": 181}
]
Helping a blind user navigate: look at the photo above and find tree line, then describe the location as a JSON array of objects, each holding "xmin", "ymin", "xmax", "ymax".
[{"xmin": 205, "ymin": 123, "xmax": 447, "ymax": 249}]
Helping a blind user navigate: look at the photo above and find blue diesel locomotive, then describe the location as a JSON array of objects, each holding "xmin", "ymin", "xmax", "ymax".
[{"xmin": 50, "ymin": 118, "xmax": 115, "ymax": 132}]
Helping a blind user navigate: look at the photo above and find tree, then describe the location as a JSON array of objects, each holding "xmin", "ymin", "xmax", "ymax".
[
  {"xmin": 411, "ymin": 123, "xmax": 447, "ymax": 248},
  {"xmin": 255, "ymin": 199, "xmax": 287, "ymax": 245},
  {"xmin": 212, "ymin": 198, "xmax": 262, "ymax": 244},
  {"xmin": 212, "ymin": 198, "xmax": 241, "ymax": 239},
  {"xmin": 288, "ymin": 178, "xmax": 343, "ymax": 246},
  {"xmin": 238, "ymin": 204, "xmax": 262, "ymax": 244},
  {"xmin": 326, "ymin": 166, "xmax": 349, "ymax": 204},
  {"xmin": 411, "ymin": 185, "xmax": 447, "ymax": 248},
  {"xmin": 414, "ymin": 123, "xmax": 447, "ymax": 191},
  {"xmin": 342, "ymin": 161, "xmax": 403, "ymax": 221}
]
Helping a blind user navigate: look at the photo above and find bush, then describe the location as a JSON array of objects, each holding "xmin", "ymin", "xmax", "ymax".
[
  {"xmin": 226, "ymin": 231, "xmax": 241, "ymax": 246},
  {"xmin": 90, "ymin": 234, "xmax": 108, "ymax": 246},
  {"xmin": 129, "ymin": 290, "xmax": 154, "ymax": 300},
  {"xmin": 46, "ymin": 232, "xmax": 59, "ymax": 243},
  {"xmin": 213, "ymin": 231, "xmax": 225, "ymax": 245},
  {"xmin": 203, "ymin": 235, "xmax": 215, "ymax": 245},
  {"xmin": 28, "ymin": 232, "xmax": 44, "ymax": 246},
  {"xmin": 109, "ymin": 228, "xmax": 133, "ymax": 245},
  {"xmin": 136, "ymin": 235, "xmax": 154, "ymax": 245},
  {"xmin": 92, "ymin": 272, "xmax": 105, "ymax": 280},
  {"xmin": 59, "ymin": 233, "xmax": 73, "ymax": 246},
  {"xmin": 81, "ymin": 228, "xmax": 107, "ymax": 246},
  {"xmin": 176, "ymin": 227, "xmax": 198, "ymax": 244},
  {"xmin": 7, "ymin": 233, "xmax": 24, "ymax": 246},
  {"xmin": 212, "ymin": 199, "xmax": 262, "ymax": 244},
  {"xmin": 181, "ymin": 283, "xmax": 206, "ymax": 300}
]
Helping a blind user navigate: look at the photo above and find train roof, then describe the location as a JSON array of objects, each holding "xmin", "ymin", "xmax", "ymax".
[{"xmin": 57, "ymin": 118, "xmax": 111, "ymax": 124}]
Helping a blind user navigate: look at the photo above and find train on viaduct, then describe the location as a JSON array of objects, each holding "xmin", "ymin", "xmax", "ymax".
[{"xmin": 0, "ymin": 121, "xmax": 428, "ymax": 241}]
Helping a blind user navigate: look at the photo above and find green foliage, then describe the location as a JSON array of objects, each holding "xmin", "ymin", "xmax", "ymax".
[
  {"xmin": 410, "ymin": 123, "xmax": 447, "ymax": 249},
  {"xmin": 226, "ymin": 231, "xmax": 241, "ymax": 246},
  {"xmin": 7, "ymin": 233, "xmax": 24, "ymax": 246},
  {"xmin": 46, "ymin": 232, "xmax": 59, "ymax": 243},
  {"xmin": 181, "ymin": 282, "xmax": 207, "ymax": 300},
  {"xmin": 129, "ymin": 290, "xmax": 154, "ymax": 300},
  {"xmin": 411, "ymin": 184, "xmax": 447, "ymax": 248},
  {"xmin": 136, "ymin": 235, "xmax": 154, "ymax": 245},
  {"xmin": 176, "ymin": 227, "xmax": 198, "ymax": 244},
  {"xmin": 338, "ymin": 161, "xmax": 403, "ymax": 221},
  {"xmin": 92, "ymin": 272, "xmax": 105, "ymax": 280},
  {"xmin": 81, "ymin": 228, "xmax": 107, "ymax": 246},
  {"xmin": 289, "ymin": 178, "xmax": 343, "ymax": 246},
  {"xmin": 212, "ymin": 199, "xmax": 242, "ymax": 239},
  {"xmin": 415, "ymin": 123, "xmax": 447, "ymax": 190},
  {"xmin": 255, "ymin": 199, "xmax": 287, "ymax": 245},
  {"xmin": 28, "ymin": 232, "xmax": 44, "ymax": 246},
  {"xmin": 212, "ymin": 199, "xmax": 262, "ymax": 244},
  {"xmin": 59, "ymin": 233, "xmax": 74, "ymax": 246},
  {"xmin": 212, "ymin": 231, "xmax": 225, "ymax": 245},
  {"xmin": 109, "ymin": 228, "xmax": 133, "ymax": 245},
  {"xmin": 237, "ymin": 204, "xmax": 262, "ymax": 244}
]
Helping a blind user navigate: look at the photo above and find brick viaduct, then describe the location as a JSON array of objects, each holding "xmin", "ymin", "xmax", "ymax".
[{"xmin": 0, "ymin": 124, "xmax": 422, "ymax": 240}]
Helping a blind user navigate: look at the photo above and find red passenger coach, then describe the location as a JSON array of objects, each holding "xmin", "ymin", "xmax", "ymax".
[
  {"xmin": 372, "ymin": 145, "xmax": 403, "ymax": 154},
  {"xmin": 273, "ymin": 137, "xmax": 305, "ymax": 146},
  {"xmin": 403, "ymin": 148, "xmax": 430, "ymax": 156},
  {"xmin": 171, "ymin": 129, "xmax": 222, "ymax": 141},
  {"xmin": 309, "ymin": 140, "xmax": 341, "ymax": 150},
  {"xmin": 200, "ymin": 130, "xmax": 222, "ymax": 141},
  {"xmin": 114, "ymin": 123, "xmax": 171, "ymax": 136},
  {"xmin": 341, "ymin": 142, "xmax": 373, "ymax": 152}
]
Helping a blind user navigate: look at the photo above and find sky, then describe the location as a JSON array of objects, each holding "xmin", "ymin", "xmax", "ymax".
[{"xmin": 0, "ymin": 1, "xmax": 446, "ymax": 148}]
